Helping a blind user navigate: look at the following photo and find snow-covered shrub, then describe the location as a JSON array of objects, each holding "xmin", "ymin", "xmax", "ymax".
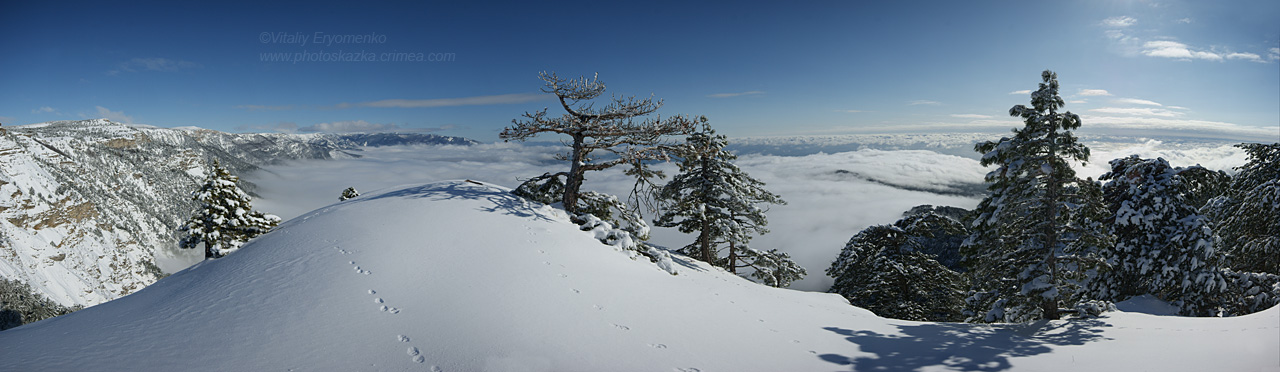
[
  {"xmin": 1221, "ymin": 270, "xmax": 1280, "ymax": 315},
  {"xmin": 0, "ymin": 277, "xmax": 81, "ymax": 331},
  {"xmin": 1096, "ymin": 156, "xmax": 1227, "ymax": 316},
  {"xmin": 829, "ymin": 223, "xmax": 965, "ymax": 322},
  {"xmin": 339, "ymin": 187, "xmax": 360, "ymax": 201},
  {"xmin": 1071, "ymin": 300, "xmax": 1117, "ymax": 318}
]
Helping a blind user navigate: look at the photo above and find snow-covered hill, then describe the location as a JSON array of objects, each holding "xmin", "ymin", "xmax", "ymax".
[
  {"xmin": 0, "ymin": 119, "xmax": 475, "ymax": 309},
  {"xmin": 1, "ymin": 181, "xmax": 1275, "ymax": 371}
]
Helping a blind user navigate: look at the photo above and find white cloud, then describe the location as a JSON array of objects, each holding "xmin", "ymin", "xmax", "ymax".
[
  {"xmin": 1166, "ymin": 105, "xmax": 1189, "ymax": 110},
  {"xmin": 835, "ymin": 110, "xmax": 865, "ymax": 113},
  {"xmin": 950, "ymin": 114, "xmax": 993, "ymax": 119},
  {"xmin": 1175, "ymin": 18, "xmax": 1193, "ymax": 24},
  {"xmin": 92, "ymin": 106, "xmax": 134, "ymax": 124},
  {"xmin": 1102, "ymin": 16, "xmax": 1138, "ymax": 28},
  {"xmin": 1079, "ymin": 89, "xmax": 1112, "ymax": 97},
  {"xmin": 1112, "ymin": 98, "xmax": 1163, "ymax": 106},
  {"xmin": 1270, "ymin": 48, "xmax": 1280, "ymax": 61},
  {"xmin": 1142, "ymin": 40, "xmax": 1223, "ymax": 61},
  {"xmin": 1089, "ymin": 107, "xmax": 1182, "ymax": 117},
  {"xmin": 1008, "ymin": 90, "xmax": 1031, "ymax": 95},
  {"xmin": 109, "ymin": 57, "xmax": 200, "ymax": 75},
  {"xmin": 1225, "ymin": 52, "xmax": 1265, "ymax": 63},
  {"xmin": 707, "ymin": 91, "xmax": 764, "ymax": 98},
  {"xmin": 908, "ymin": 100, "xmax": 940, "ymax": 106},
  {"xmin": 299, "ymin": 120, "xmax": 399, "ymax": 133},
  {"xmin": 1069, "ymin": 100, "xmax": 1088, "ymax": 104},
  {"xmin": 336, "ymin": 93, "xmax": 547, "ymax": 109},
  {"xmin": 1082, "ymin": 114, "xmax": 1278, "ymax": 140}
]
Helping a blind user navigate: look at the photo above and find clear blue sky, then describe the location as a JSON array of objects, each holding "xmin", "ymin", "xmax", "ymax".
[{"xmin": 2, "ymin": 0, "xmax": 1277, "ymax": 142}]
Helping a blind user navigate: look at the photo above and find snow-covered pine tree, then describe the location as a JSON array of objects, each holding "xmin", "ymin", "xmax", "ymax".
[
  {"xmin": 654, "ymin": 123, "xmax": 801, "ymax": 286},
  {"xmin": 180, "ymin": 160, "xmax": 280, "ymax": 259},
  {"xmin": 1208, "ymin": 143, "xmax": 1280, "ymax": 274},
  {"xmin": 962, "ymin": 70, "xmax": 1110, "ymax": 322},
  {"xmin": 827, "ymin": 214, "xmax": 966, "ymax": 322},
  {"xmin": 500, "ymin": 72, "xmax": 698, "ymax": 214},
  {"xmin": 1095, "ymin": 156, "xmax": 1227, "ymax": 316},
  {"xmin": 339, "ymin": 187, "xmax": 360, "ymax": 201}
]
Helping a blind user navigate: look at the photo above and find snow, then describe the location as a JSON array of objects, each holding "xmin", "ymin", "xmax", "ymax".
[{"xmin": 4, "ymin": 180, "xmax": 1276, "ymax": 371}]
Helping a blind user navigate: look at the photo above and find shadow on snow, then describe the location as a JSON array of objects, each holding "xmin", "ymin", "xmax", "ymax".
[
  {"xmin": 818, "ymin": 318, "xmax": 1112, "ymax": 371},
  {"xmin": 354, "ymin": 181, "xmax": 557, "ymax": 223}
]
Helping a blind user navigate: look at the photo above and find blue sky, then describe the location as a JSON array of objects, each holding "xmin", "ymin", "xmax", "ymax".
[{"xmin": 2, "ymin": 0, "xmax": 1277, "ymax": 142}]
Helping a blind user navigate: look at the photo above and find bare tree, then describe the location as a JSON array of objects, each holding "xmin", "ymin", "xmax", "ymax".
[{"xmin": 501, "ymin": 72, "xmax": 698, "ymax": 214}]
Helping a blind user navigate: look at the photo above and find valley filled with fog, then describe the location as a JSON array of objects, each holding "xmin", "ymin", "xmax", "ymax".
[{"xmin": 248, "ymin": 135, "xmax": 1252, "ymax": 291}]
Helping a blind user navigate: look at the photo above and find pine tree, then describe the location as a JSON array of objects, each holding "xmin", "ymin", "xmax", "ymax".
[
  {"xmin": 962, "ymin": 70, "xmax": 1110, "ymax": 322},
  {"xmin": 654, "ymin": 124, "xmax": 801, "ymax": 285},
  {"xmin": 1095, "ymin": 156, "xmax": 1227, "ymax": 315},
  {"xmin": 500, "ymin": 72, "xmax": 697, "ymax": 214},
  {"xmin": 827, "ymin": 215, "xmax": 966, "ymax": 322},
  {"xmin": 339, "ymin": 187, "xmax": 360, "ymax": 201},
  {"xmin": 1209, "ymin": 143, "xmax": 1280, "ymax": 274},
  {"xmin": 180, "ymin": 160, "xmax": 280, "ymax": 259}
]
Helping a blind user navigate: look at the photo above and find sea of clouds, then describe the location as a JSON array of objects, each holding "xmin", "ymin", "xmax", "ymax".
[{"xmin": 248, "ymin": 135, "xmax": 1253, "ymax": 291}]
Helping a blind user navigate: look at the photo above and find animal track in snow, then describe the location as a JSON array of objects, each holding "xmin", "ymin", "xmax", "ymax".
[
  {"xmin": 368, "ymin": 289, "xmax": 376, "ymax": 295},
  {"xmin": 571, "ymin": 289, "xmax": 580, "ymax": 294},
  {"xmin": 648, "ymin": 343, "xmax": 667, "ymax": 349},
  {"xmin": 375, "ymin": 298, "xmax": 384, "ymax": 304},
  {"xmin": 612, "ymin": 324, "xmax": 630, "ymax": 331},
  {"xmin": 398, "ymin": 335, "xmax": 409, "ymax": 342},
  {"xmin": 408, "ymin": 347, "xmax": 420, "ymax": 356}
]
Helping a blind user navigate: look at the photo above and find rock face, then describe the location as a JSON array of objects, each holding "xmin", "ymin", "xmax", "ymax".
[{"xmin": 0, "ymin": 119, "xmax": 476, "ymax": 308}]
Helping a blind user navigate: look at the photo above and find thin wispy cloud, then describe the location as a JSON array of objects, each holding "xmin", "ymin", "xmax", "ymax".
[
  {"xmin": 1079, "ymin": 89, "xmax": 1112, "ymax": 97},
  {"xmin": 1175, "ymin": 18, "xmax": 1193, "ymax": 24},
  {"xmin": 1112, "ymin": 98, "xmax": 1162, "ymax": 106},
  {"xmin": 950, "ymin": 114, "xmax": 992, "ymax": 119},
  {"xmin": 707, "ymin": 90, "xmax": 764, "ymax": 98},
  {"xmin": 1008, "ymin": 90, "xmax": 1031, "ymax": 95},
  {"xmin": 32, "ymin": 106, "xmax": 61, "ymax": 115},
  {"xmin": 1101, "ymin": 16, "xmax": 1137, "ymax": 28},
  {"xmin": 1069, "ymin": 100, "xmax": 1088, "ymax": 104},
  {"xmin": 235, "ymin": 122, "xmax": 299, "ymax": 133},
  {"xmin": 1270, "ymin": 48, "xmax": 1280, "ymax": 61},
  {"xmin": 236, "ymin": 104, "xmax": 297, "ymax": 111},
  {"xmin": 109, "ymin": 57, "xmax": 200, "ymax": 75},
  {"xmin": 1090, "ymin": 107, "xmax": 1182, "ymax": 117},
  {"xmin": 835, "ymin": 110, "xmax": 865, "ymax": 113},
  {"xmin": 908, "ymin": 100, "xmax": 940, "ymax": 106},
  {"xmin": 335, "ymin": 93, "xmax": 547, "ymax": 109},
  {"xmin": 299, "ymin": 120, "xmax": 400, "ymax": 133}
]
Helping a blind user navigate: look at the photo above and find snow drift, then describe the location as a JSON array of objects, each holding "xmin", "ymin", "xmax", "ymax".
[{"xmin": 1, "ymin": 181, "xmax": 1276, "ymax": 371}]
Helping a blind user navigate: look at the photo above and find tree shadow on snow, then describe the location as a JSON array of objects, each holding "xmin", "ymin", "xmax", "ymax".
[
  {"xmin": 355, "ymin": 182, "xmax": 556, "ymax": 222},
  {"xmin": 818, "ymin": 318, "xmax": 1112, "ymax": 371}
]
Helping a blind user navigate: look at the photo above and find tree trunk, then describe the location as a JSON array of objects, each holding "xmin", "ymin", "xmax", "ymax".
[
  {"xmin": 728, "ymin": 241, "xmax": 737, "ymax": 274},
  {"xmin": 563, "ymin": 133, "xmax": 586, "ymax": 214},
  {"xmin": 1041, "ymin": 141, "xmax": 1062, "ymax": 320},
  {"xmin": 698, "ymin": 152, "xmax": 715, "ymax": 264}
]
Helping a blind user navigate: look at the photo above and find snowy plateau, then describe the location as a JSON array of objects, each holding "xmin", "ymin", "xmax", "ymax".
[{"xmin": 1, "ymin": 181, "xmax": 1277, "ymax": 371}]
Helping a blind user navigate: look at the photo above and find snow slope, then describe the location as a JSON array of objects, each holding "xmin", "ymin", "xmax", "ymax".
[{"xmin": 2, "ymin": 181, "xmax": 1276, "ymax": 371}]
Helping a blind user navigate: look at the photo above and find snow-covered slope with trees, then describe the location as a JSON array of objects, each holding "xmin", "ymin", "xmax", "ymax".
[
  {"xmin": 1, "ymin": 181, "xmax": 1275, "ymax": 371},
  {"xmin": 0, "ymin": 119, "xmax": 475, "ymax": 311}
]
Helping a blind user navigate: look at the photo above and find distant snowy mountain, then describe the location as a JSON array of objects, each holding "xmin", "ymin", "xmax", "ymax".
[
  {"xmin": 0, "ymin": 119, "xmax": 476, "ymax": 310},
  {"xmin": 0, "ymin": 181, "xmax": 1274, "ymax": 371}
]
